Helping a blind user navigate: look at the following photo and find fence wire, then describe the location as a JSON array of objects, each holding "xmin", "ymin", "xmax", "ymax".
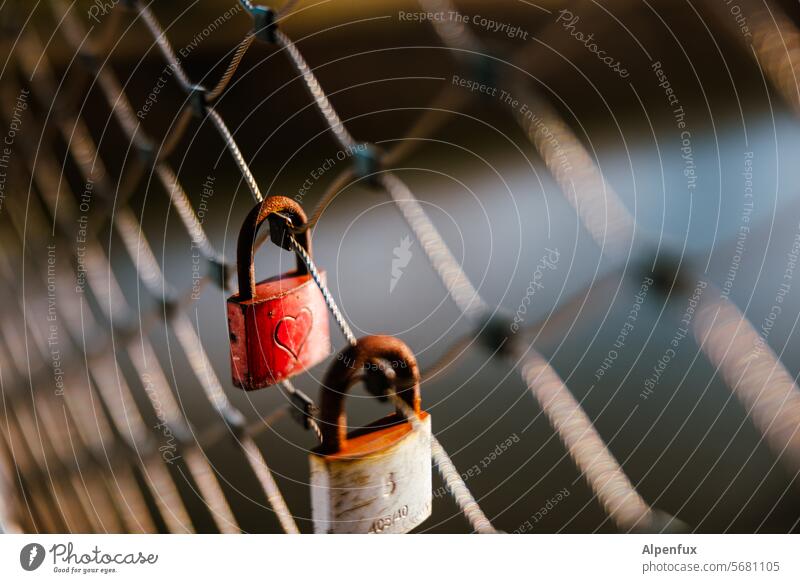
[
  {"xmin": 0, "ymin": 0, "xmax": 796, "ymax": 534},
  {"xmin": 0, "ymin": 0, "xmax": 498, "ymax": 533}
]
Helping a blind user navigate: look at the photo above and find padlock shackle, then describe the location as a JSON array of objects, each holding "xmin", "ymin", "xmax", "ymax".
[
  {"xmin": 319, "ymin": 335, "xmax": 421, "ymax": 454},
  {"xmin": 236, "ymin": 196, "xmax": 311, "ymax": 301}
]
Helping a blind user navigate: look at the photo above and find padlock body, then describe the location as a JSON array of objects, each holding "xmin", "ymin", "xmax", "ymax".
[
  {"xmin": 309, "ymin": 412, "xmax": 432, "ymax": 534},
  {"xmin": 227, "ymin": 270, "xmax": 330, "ymax": 390}
]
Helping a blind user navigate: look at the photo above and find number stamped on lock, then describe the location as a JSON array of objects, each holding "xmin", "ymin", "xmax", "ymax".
[
  {"xmin": 309, "ymin": 337, "xmax": 433, "ymax": 534},
  {"xmin": 369, "ymin": 505, "xmax": 409, "ymax": 533},
  {"xmin": 368, "ymin": 500, "xmax": 432, "ymax": 533}
]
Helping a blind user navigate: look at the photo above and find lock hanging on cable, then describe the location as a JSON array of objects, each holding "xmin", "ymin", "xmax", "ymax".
[
  {"xmin": 309, "ymin": 335, "xmax": 432, "ymax": 534},
  {"xmin": 227, "ymin": 196, "xmax": 330, "ymax": 390}
]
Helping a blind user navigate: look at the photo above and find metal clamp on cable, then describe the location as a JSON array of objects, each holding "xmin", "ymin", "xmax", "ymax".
[
  {"xmin": 288, "ymin": 388, "xmax": 319, "ymax": 431},
  {"xmin": 220, "ymin": 406, "xmax": 248, "ymax": 439},
  {"xmin": 136, "ymin": 140, "xmax": 158, "ymax": 170},
  {"xmin": 251, "ymin": 6, "xmax": 277, "ymax": 43},
  {"xmin": 155, "ymin": 293, "xmax": 181, "ymax": 322},
  {"xmin": 77, "ymin": 50, "xmax": 99, "ymax": 72},
  {"xmin": 112, "ymin": 315, "xmax": 146, "ymax": 349},
  {"xmin": 188, "ymin": 84, "xmax": 208, "ymax": 118},
  {"xmin": 161, "ymin": 419, "xmax": 192, "ymax": 446},
  {"xmin": 206, "ymin": 256, "xmax": 236, "ymax": 291},
  {"xmin": 468, "ymin": 53, "xmax": 497, "ymax": 92},
  {"xmin": 476, "ymin": 309, "xmax": 519, "ymax": 357},
  {"xmin": 352, "ymin": 143, "xmax": 382, "ymax": 186},
  {"xmin": 637, "ymin": 248, "xmax": 692, "ymax": 297}
]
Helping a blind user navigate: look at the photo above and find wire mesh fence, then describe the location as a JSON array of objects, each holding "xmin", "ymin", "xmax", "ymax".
[{"xmin": 1, "ymin": 0, "xmax": 799, "ymax": 534}]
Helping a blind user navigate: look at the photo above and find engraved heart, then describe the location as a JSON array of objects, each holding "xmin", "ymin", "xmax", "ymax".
[{"xmin": 274, "ymin": 307, "xmax": 313, "ymax": 361}]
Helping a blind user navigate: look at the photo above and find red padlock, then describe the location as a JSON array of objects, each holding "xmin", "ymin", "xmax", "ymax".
[{"xmin": 227, "ymin": 196, "xmax": 330, "ymax": 390}]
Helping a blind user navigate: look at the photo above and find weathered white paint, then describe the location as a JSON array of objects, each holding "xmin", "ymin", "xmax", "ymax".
[{"xmin": 309, "ymin": 416, "xmax": 432, "ymax": 534}]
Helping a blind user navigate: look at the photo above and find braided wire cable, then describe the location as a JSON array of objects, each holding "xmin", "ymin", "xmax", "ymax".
[
  {"xmin": 17, "ymin": 7, "xmax": 299, "ymax": 532},
  {"xmin": 0, "ymin": 306, "xmax": 158, "ymax": 533},
  {"xmin": 268, "ymin": 9, "xmax": 501, "ymax": 528},
  {"xmin": 694, "ymin": 286, "xmax": 800, "ymax": 480},
  {"xmin": 3, "ymin": 188, "xmax": 197, "ymax": 534},
  {"xmin": 35, "ymin": 400, "xmax": 111, "ymax": 532},
  {"xmin": 135, "ymin": 1, "xmax": 195, "ymax": 91},
  {"xmin": 278, "ymin": 379, "xmax": 323, "ymax": 443},
  {"xmin": 701, "ymin": 0, "xmax": 800, "ymax": 481},
  {"xmin": 503, "ymin": 0, "xmax": 800, "ymax": 480},
  {"xmin": 518, "ymin": 351, "xmax": 659, "ymax": 532},
  {"xmin": 416, "ymin": 0, "xmax": 484, "ymax": 54},
  {"xmin": 169, "ymin": 4, "xmax": 502, "ymax": 527},
  {"xmin": 429, "ymin": 437, "xmax": 497, "ymax": 533},
  {"xmin": 117, "ymin": 0, "xmax": 266, "ymax": 203},
  {"xmin": 114, "ymin": 204, "xmax": 300, "ymax": 535},
  {"xmin": 287, "ymin": 232, "xmax": 358, "ymax": 346},
  {"xmin": 52, "ymin": 0, "xmax": 430, "ymax": 533},
  {"xmin": 303, "ymin": 167, "xmax": 355, "ymax": 233},
  {"xmin": 0, "ymin": 385, "xmax": 93, "ymax": 532},
  {"xmin": 275, "ymin": 29, "xmax": 358, "ymax": 152},
  {"xmin": 51, "ymin": 0, "xmax": 229, "ymax": 277},
  {"xmin": 411, "ymin": 0, "xmax": 675, "ymax": 532},
  {"xmin": 1, "ymin": 0, "xmax": 756, "ymax": 535},
  {"xmin": 381, "ymin": 85, "xmax": 471, "ymax": 168},
  {"xmin": 379, "ymin": 172, "xmax": 489, "ymax": 321},
  {"xmin": 0, "ymin": 181, "xmax": 183, "ymax": 533},
  {"xmin": 206, "ymin": 107, "xmax": 265, "ymax": 202},
  {"xmin": 158, "ymin": 108, "xmax": 195, "ymax": 161},
  {"xmin": 387, "ymin": 392, "xmax": 498, "ymax": 533},
  {"xmin": 734, "ymin": 0, "xmax": 800, "ymax": 115},
  {"xmin": 124, "ymin": 2, "xmax": 498, "ymax": 531},
  {"xmin": 506, "ymin": 79, "xmax": 637, "ymax": 259},
  {"xmin": 206, "ymin": 33, "xmax": 256, "ymax": 102},
  {"xmin": 0, "ymin": 416, "xmax": 65, "ymax": 532},
  {"xmin": 56, "ymin": 0, "xmax": 277, "ymax": 388},
  {"xmin": 74, "ymin": 15, "xmax": 331, "ymax": 535}
]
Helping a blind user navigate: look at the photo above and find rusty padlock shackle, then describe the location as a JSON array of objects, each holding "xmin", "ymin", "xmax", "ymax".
[
  {"xmin": 236, "ymin": 195, "xmax": 312, "ymax": 301},
  {"xmin": 319, "ymin": 335, "xmax": 421, "ymax": 454}
]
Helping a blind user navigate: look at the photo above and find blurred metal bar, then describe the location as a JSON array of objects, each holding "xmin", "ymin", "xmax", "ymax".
[
  {"xmin": 732, "ymin": 0, "xmax": 800, "ymax": 115},
  {"xmin": 0, "ymin": 223, "xmax": 160, "ymax": 533},
  {"xmin": 519, "ymin": 350, "xmax": 680, "ymax": 532},
  {"xmin": 506, "ymin": 80, "xmax": 637, "ymax": 259},
  {"xmin": 131, "ymin": 0, "xmax": 498, "ymax": 531},
  {"xmin": 379, "ymin": 172, "xmax": 490, "ymax": 320},
  {"xmin": 271, "ymin": 3, "xmax": 502, "ymax": 529},
  {"xmin": 14, "ymin": 18, "xmax": 296, "ymax": 530},
  {"xmin": 408, "ymin": 0, "xmax": 672, "ymax": 532},
  {"xmin": 506, "ymin": 4, "xmax": 800, "ymax": 480},
  {"xmin": 695, "ymin": 285, "xmax": 800, "ymax": 479}
]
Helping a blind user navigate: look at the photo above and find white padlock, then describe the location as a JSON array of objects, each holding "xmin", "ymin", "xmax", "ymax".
[{"xmin": 309, "ymin": 335, "xmax": 432, "ymax": 534}]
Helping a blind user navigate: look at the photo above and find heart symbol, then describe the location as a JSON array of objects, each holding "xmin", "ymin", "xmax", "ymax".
[{"xmin": 274, "ymin": 307, "xmax": 313, "ymax": 361}]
